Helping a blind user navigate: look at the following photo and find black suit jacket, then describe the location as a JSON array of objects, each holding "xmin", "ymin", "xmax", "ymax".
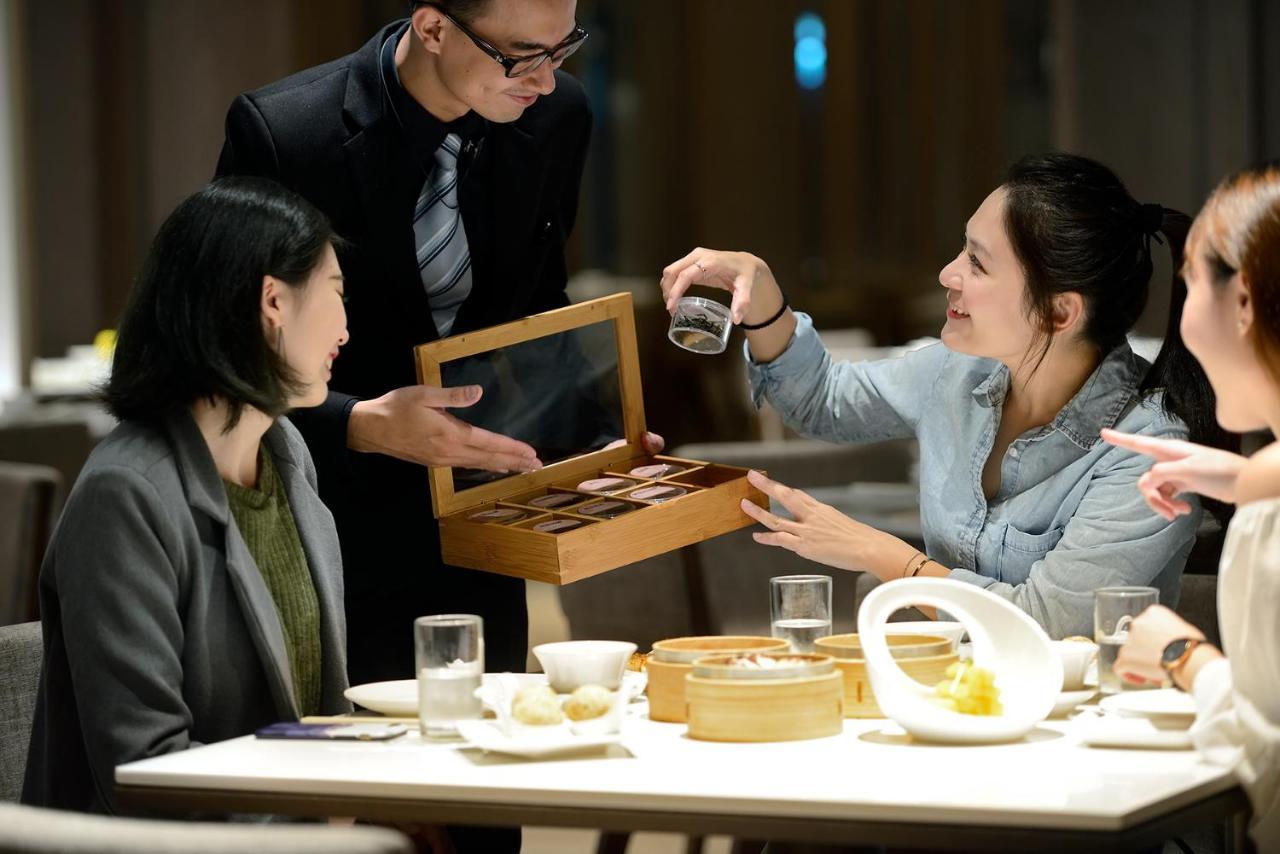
[{"xmin": 215, "ymin": 21, "xmax": 592, "ymax": 679}]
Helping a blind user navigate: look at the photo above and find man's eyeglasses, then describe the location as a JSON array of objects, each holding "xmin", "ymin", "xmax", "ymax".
[{"xmin": 425, "ymin": 3, "xmax": 588, "ymax": 78}]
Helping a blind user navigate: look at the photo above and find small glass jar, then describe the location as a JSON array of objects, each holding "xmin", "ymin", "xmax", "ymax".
[
  {"xmin": 577, "ymin": 499, "xmax": 636, "ymax": 519},
  {"xmin": 467, "ymin": 507, "xmax": 530, "ymax": 525},
  {"xmin": 627, "ymin": 484, "xmax": 688, "ymax": 503},
  {"xmin": 528, "ymin": 493, "xmax": 582, "ymax": 510},
  {"xmin": 576, "ymin": 476, "xmax": 633, "ymax": 494},
  {"xmin": 532, "ymin": 518, "xmax": 588, "ymax": 534},
  {"xmin": 668, "ymin": 296, "xmax": 733, "ymax": 355},
  {"xmin": 629, "ymin": 463, "xmax": 687, "ymax": 479}
]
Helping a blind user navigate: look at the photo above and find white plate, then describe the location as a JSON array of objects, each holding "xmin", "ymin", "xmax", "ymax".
[
  {"xmin": 344, "ymin": 680, "xmax": 418, "ymax": 717},
  {"xmin": 344, "ymin": 672, "xmax": 647, "ymax": 717},
  {"xmin": 1078, "ymin": 717, "xmax": 1193, "ymax": 750},
  {"xmin": 455, "ymin": 719, "xmax": 621, "ymax": 758},
  {"xmin": 1049, "ymin": 688, "xmax": 1098, "ymax": 718},
  {"xmin": 1099, "ymin": 688, "xmax": 1196, "ymax": 722}
]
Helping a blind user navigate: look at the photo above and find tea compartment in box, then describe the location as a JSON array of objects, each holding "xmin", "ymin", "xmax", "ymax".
[{"xmin": 416, "ymin": 294, "xmax": 768, "ymax": 586}]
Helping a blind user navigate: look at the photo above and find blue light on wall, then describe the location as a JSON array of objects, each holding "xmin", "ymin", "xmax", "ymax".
[{"xmin": 794, "ymin": 12, "xmax": 827, "ymax": 90}]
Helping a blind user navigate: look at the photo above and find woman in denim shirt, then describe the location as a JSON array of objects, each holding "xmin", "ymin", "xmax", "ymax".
[{"xmin": 661, "ymin": 154, "xmax": 1232, "ymax": 638}]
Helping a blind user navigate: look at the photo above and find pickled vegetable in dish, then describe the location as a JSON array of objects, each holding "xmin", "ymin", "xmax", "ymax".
[{"xmin": 931, "ymin": 662, "xmax": 1002, "ymax": 716}]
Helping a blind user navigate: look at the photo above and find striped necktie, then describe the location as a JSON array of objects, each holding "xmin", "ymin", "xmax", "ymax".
[{"xmin": 413, "ymin": 133, "xmax": 472, "ymax": 337}]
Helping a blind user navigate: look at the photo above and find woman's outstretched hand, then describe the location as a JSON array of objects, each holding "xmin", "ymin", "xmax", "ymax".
[
  {"xmin": 738, "ymin": 470, "xmax": 915, "ymax": 581},
  {"xmin": 1100, "ymin": 428, "xmax": 1245, "ymax": 520}
]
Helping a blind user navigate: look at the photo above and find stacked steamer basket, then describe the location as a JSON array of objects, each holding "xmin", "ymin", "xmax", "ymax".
[
  {"xmin": 685, "ymin": 653, "xmax": 843, "ymax": 742},
  {"xmin": 647, "ymin": 636, "xmax": 789, "ymax": 722},
  {"xmin": 815, "ymin": 633, "xmax": 958, "ymax": 718}
]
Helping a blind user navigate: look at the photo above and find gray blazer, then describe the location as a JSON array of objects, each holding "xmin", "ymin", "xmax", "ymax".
[{"xmin": 21, "ymin": 411, "xmax": 351, "ymax": 815}]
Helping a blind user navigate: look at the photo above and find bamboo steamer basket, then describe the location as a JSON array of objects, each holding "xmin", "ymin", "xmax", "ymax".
[
  {"xmin": 647, "ymin": 635, "xmax": 789, "ymax": 722},
  {"xmin": 816, "ymin": 633, "xmax": 959, "ymax": 718},
  {"xmin": 685, "ymin": 653, "xmax": 843, "ymax": 742}
]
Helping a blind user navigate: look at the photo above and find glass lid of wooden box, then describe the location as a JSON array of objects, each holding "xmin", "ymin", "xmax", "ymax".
[{"xmin": 415, "ymin": 294, "xmax": 648, "ymax": 518}]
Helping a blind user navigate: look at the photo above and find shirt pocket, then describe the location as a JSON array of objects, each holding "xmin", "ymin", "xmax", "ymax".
[{"xmin": 997, "ymin": 522, "xmax": 1066, "ymax": 583}]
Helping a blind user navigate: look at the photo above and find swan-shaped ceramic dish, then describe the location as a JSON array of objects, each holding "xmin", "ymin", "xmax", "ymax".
[{"xmin": 857, "ymin": 577, "xmax": 1061, "ymax": 744}]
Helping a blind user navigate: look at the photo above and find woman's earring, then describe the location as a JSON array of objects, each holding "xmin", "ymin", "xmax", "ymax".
[{"xmin": 276, "ymin": 326, "xmax": 285, "ymax": 357}]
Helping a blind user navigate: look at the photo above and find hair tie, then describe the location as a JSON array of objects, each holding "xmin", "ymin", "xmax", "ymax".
[
  {"xmin": 1139, "ymin": 203, "xmax": 1165, "ymax": 236},
  {"xmin": 1137, "ymin": 202, "xmax": 1166, "ymax": 254}
]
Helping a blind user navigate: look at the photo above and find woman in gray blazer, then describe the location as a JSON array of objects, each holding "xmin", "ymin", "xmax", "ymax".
[{"xmin": 22, "ymin": 178, "xmax": 353, "ymax": 815}]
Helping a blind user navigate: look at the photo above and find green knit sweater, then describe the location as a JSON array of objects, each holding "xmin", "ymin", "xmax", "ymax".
[{"xmin": 223, "ymin": 447, "xmax": 322, "ymax": 717}]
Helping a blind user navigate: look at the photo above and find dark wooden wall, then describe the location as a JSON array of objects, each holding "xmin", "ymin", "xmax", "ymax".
[{"xmin": 14, "ymin": 0, "xmax": 1280, "ymax": 438}]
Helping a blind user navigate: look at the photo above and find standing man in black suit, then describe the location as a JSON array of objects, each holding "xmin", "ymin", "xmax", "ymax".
[{"xmin": 215, "ymin": 1, "xmax": 656, "ymax": 695}]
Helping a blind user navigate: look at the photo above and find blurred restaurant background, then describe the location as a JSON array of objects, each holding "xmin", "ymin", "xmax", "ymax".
[{"xmin": 1, "ymin": 0, "xmax": 1278, "ymax": 639}]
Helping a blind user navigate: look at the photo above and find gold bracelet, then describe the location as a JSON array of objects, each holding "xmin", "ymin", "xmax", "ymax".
[
  {"xmin": 901, "ymin": 550, "xmax": 924, "ymax": 579},
  {"xmin": 910, "ymin": 555, "xmax": 931, "ymax": 577}
]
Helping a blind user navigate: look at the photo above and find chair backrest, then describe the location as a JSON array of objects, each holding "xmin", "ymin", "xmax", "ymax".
[
  {"xmin": 0, "ymin": 462, "xmax": 63, "ymax": 625},
  {"xmin": 0, "ymin": 621, "xmax": 43, "ymax": 803},
  {"xmin": 0, "ymin": 802, "xmax": 413, "ymax": 854},
  {"xmin": 1175, "ymin": 573, "xmax": 1221, "ymax": 650}
]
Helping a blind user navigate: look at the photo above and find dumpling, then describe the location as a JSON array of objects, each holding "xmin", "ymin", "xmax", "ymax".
[
  {"xmin": 512, "ymin": 684, "xmax": 563, "ymax": 725},
  {"xmin": 563, "ymin": 684, "xmax": 614, "ymax": 722}
]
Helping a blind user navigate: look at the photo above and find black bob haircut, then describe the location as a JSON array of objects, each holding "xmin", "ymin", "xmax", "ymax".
[{"xmin": 104, "ymin": 176, "xmax": 341, "ymax": 431}]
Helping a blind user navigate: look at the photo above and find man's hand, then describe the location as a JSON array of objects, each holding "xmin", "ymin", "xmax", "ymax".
[
  {"xmin": 348, "ymin": 384, "xmax": 542, "ymax": 473},
  {"xmin": 603, "ymin": 432, "xmax": 666, "ymax": 454}
]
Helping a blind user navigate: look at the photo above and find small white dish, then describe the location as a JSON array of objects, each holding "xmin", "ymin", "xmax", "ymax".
[
  {"xmin": 882, "ymin": 621, "xmax": 966, "ymax": 649},
  {"xmin": 344, "ymin": 680, "xmax": 418, "ymax": 717},
  {"xmin": 1099, "ymin": 688, "xmax": 1196, "ymax": 723},
  {"xmin": 1051, "ymin": 640, "xmax": 1099, "ymax": 691},
  {"xmin": 456, "ymin": 719, "xmax": 621, "ymax": 758},
  {"xmin": 533, "ymin": 640, "xmax": 637, "ymax": 692},
  {"xmin": 1050, "ymin": 688, "xmax": 1098, "ymax": 718},
  {"xmin": 1078, "ymin": 717, "xmax": 1194, "ymax": 750}
]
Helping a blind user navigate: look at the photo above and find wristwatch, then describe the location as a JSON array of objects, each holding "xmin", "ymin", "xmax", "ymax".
[{"xmin": 1160, "ymin": 637, "xmax": 1203, "ymax": 688}]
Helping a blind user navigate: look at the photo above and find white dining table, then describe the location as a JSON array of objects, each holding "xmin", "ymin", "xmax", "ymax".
[{"xmin": 114, "ymin": 705, "xmax": 1248, "ymax": 852}]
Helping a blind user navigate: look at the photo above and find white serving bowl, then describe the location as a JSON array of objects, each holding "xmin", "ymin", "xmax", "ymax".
[
  {"xmin": 882, "ymin": 620, "xmax": 966, "ymax": 650},
  {"xmin": 857, "ymin": 578, "xmax": 1061, "ymax": 744},
  {"xmin": 1051, "ymin": 639, "xmax": 1099, "ymax": 690},
  {"xmin": 532, "ymin": 640, "xmax": 637, "ymax": 693}
]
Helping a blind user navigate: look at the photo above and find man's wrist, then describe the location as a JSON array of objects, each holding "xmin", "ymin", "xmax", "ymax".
[{"xmin": 347, "ymin": 399, "xmax": 379, "ymax": 453}]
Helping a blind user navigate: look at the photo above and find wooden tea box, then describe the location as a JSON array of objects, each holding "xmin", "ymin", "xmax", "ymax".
[{"xmin": 414, "ymin": 293, "xmax": 769, "ymax": 585}]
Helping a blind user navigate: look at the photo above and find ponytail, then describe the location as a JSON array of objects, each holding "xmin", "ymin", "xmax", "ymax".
[{"xmin": 1142, "ymin": 208, "xmax": 1240, "ymax": 524}]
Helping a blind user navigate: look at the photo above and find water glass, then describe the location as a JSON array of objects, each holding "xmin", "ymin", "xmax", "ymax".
[
  {"xmin": 770, "ymin": 575, "xmax": 833, "ymax": 652},
  {"xmin": 1094, "ymin": 587, "xmax": 1158, "ymax": 694},
  {"xmin": 415, "ymin": 614, "xmax": 484, "ymax": 737}
]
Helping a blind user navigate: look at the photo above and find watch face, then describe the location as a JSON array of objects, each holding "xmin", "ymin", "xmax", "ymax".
[{"xmin": 1161, "ymin": 638, "xmax": 1192, "ymax": 669}]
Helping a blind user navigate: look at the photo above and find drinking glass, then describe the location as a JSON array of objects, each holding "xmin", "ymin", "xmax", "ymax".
[
  {"xmin": 1094, "ymin": 587, "xmax": 1158, "ymax": 694},
  {"xmin": 770, "ymin": 575, "xmax": 833, "ymax": 652},
  {"xmin": 415, "ymin": 614, "xmax": 484, "ymax": 737}
]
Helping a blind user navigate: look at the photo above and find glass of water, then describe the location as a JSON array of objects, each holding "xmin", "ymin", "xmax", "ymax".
[
  {"xmin": 770, "ymin": 575, "xmax": 832, "ymax": 653},
  {"xmin": 415, "ymin": 614, "xmax": 484, "ymax": 737},
  {"xmin": 1094, "ymin": 587, "xmax": 1158, "ymax": 694}
]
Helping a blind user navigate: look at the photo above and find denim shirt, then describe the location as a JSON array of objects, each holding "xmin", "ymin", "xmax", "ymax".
[{"xmin": 747, "ymin": 313, "xmax": 1202, "ymax": 638}]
